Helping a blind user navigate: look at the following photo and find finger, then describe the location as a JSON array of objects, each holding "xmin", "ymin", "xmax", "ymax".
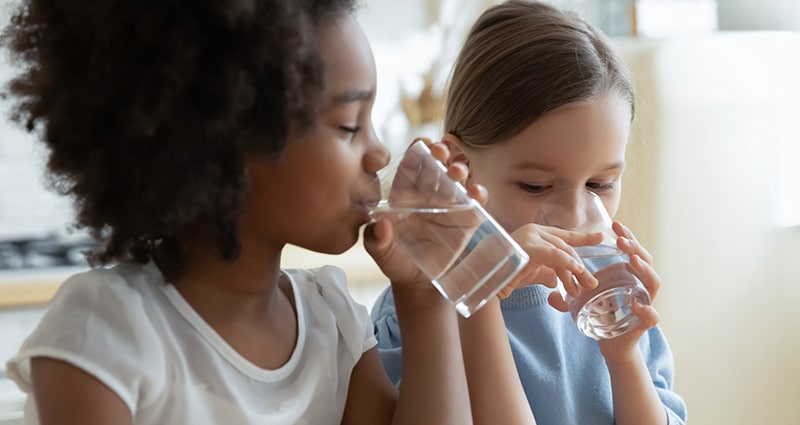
[
  {"xmin": 612, "ymin": 220, "xmax": 634, "ymax": 239},
  {"xmin": 557, "ymin": 270, "xmax": 580, "ymax": 298},
  {"xmin": 445, "ymin": 161, "xmax": 469, "ymax": 184},
  {"xmin": 424, "ymin": 138, "xmax": 449, "ymax": 163},
  {"xmin": 497, "ymin": 281, "xmax": 519, "ymax": 299},
  {"xmin": 572, "ymin": 266, "xmax": 598, "ymax": 291},
  {"xmin": 631, "ymin": 300, "xmax": 660, "ymax": 329},
  {"xmin": 518, "ymin": 231, "xmax": 597, "ymax": 291},
  {"xmin": 436, "ymin": 161, "xmax": 469, "ymax": 203},
  {"xmin": 547, "ymin": 291, "xmax": 569, "ymax": 312},
  {"xmin": 391, "ymin": 142, "xmax": 429, "ymax": 195},
  {"xmin": 617, "ymin": 235, "xmax": 654, "ymax": 265},
  {"xmin": 539, "ymin": 230, "xmax": 582, "ymax": 263},
  {"xmin": 525, "ymin": 240, "xmax": 586, "ymax": 278},
  {"xmin": 466, "ymin": 183, "xmax": 488, "ymax": 205},
  {"xmin": 497, "ymin": 286, "xmax": 512, "ymax": 300},
  {"xmin": 497, "ymin": 267, "xmax": 532, "ymax": 299},
  {"xmin": 545, "ymin": 226, "xmax": 604, "ymax": 248},
  {"xmin": 626, "ymin": 254, "xmax": 661, "ymax": 301},
  {"xmin": 612, "ymin": 222, "xmax": 654, "ymax": 264},
  {"xmin": 537, "ymin": 233, "xmax": 597, "ymax": 290},
  {"xmin": 416, "ymin": 152, "xmax": 445, "ymax": 195}
]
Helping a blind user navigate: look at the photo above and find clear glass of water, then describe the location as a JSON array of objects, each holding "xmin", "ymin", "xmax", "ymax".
[
  {"xmin": 535, "ymin": 189, "xmax": 651, "ymax": 339},
  {"xmin": 368, "ymin": 141, "xmax": 529, "ymax": 317}
]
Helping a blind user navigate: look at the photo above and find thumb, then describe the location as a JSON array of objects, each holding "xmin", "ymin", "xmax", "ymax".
[
  {"xmin": 363, "ymin": 219, "xmax": 393, "ymax": 259},
  {"xmin": 547, "ymin": 291, "xmax": 569, "ymax": 312},
  {"xmin": 497, "ymin": 266, "xmax": 538, "ymax": 299}
]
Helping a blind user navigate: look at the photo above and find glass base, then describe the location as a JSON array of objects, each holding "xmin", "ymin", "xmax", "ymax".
[{"xmin": 574, "ymin": 285, "xmax": 650, "ymax": 340}]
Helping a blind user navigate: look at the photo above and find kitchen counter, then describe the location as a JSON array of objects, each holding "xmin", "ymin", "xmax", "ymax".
[{"xmin": 0, "ymin": 242, "xmax": 387, "ymax": 309}]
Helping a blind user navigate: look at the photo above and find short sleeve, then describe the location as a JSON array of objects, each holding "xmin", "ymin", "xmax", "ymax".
[
  {"xmin": 5, "ymin": 267, "xmax": 165, "ymax": 415},
  {"xmin": 309, "ymin": 266, "xmax": 377, "ymax": 363},
  {"xmin": 370, "ymin": 286, "xmax": 403, "ymax": 385}
]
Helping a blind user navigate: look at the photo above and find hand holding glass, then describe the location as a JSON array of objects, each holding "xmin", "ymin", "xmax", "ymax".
[
  {"xmin": 369, "ymin": 141, "xmax": 529, "ymax": 317},
  {"xmin": 535, "ymin": 190, "xmax": 650, "ymax": 339}
]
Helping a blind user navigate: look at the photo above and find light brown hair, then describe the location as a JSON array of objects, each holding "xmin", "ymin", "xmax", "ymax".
[{"xmin": 444, "ymin": 0, "xmax": 634, "ymax": 148}]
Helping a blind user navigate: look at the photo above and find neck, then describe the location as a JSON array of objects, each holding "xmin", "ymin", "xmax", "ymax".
[
  {"xmin": 171, "ymin": 228, "xmax": 286, "ymax": 320},
  {"xmin": 168, "ymin": 227, "xmax": 301, "ymax": 370}
]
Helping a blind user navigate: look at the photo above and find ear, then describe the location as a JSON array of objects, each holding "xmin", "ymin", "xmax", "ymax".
[{"xmin": 440, "ymin": 133, "xmax": 471, "ymax": 167}]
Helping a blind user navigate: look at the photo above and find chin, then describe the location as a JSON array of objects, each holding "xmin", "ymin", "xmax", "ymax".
[{"xmin": 317, "ymin": 229, "xmax": 361, "ymax": 255}]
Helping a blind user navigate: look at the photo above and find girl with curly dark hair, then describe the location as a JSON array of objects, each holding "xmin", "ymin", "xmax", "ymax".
[{"xmin": 1, "ymin": 1, "xmax": 544, "ymax": 424}]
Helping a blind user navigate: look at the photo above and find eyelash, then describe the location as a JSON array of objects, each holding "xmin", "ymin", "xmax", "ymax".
[
  {"xmin": 340, "ymin": 126, "xmax": 360, "ymax": 134},
  {"xmin": 520, "ymin": 181, "xmax": 616, "ymax": 194},
  {"xmin": 585, "ymin": 181, "xmax": 616, "ymax": 192}
]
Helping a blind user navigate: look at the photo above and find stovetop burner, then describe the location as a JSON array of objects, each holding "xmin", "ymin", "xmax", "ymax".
[{"xmin": 0, "ymin": 235, "xmax": 100, "ymax": 270}]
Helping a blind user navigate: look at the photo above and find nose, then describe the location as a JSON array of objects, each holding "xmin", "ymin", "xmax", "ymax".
[
  {"xmin": 537, "ymin": 191, "xmax": 591, "ymax": 231},
  {"xmin": 362, "ymin": 127, "xmax": 390, "ymax": 173}
]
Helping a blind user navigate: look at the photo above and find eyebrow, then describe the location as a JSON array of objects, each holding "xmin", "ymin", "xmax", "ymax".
[
  {"xmin": 512, "ymin": 160, "xmax": 626, "ymax": 172},
  {"xmin": 333, "ymin": 89, "xmax": 374, "ymax": 104}
]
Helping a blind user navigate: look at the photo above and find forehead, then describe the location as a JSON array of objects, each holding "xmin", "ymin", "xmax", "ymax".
[
  {"xmin": 494, "ymin": 93, "xmax": 632, "ymax": 168},
  {"xmin": 315, "ymin": 14, "xmax": 376, "ymax": 101}
]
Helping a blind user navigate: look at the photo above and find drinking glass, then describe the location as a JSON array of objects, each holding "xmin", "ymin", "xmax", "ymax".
[
  {"xmin": 368, "ymin": 140, "xmax": 529, "ymax": 317},
  {"xmin": 535, "ymin": 189, "xmax": 651, "ymax": 339}
]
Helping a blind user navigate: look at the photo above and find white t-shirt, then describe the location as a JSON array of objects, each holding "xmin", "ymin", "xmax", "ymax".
[{"xmin": 6, "ymin": 262, "xmax": 377, "ymax": 425}]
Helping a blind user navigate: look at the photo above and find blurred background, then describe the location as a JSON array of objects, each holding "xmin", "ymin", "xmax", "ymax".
[{"xmin": 1, "ymin": 0, "xmax": 799, "ymax": 424}]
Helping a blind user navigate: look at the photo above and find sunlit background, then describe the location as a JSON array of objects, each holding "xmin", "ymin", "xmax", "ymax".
[{"xmin": 1, "ymin": 1, "xmax": 798, "ymax": 424}]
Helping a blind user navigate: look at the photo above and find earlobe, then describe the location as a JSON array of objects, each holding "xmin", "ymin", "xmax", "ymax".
[{"xmin": 440, "ymin": 133, "xmax": 471, "ymax": 167}]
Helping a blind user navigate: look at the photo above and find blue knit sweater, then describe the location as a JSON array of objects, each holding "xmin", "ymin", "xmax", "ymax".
[{"xmin": 371, "ymin": 284, "xmax": 687, "ymax": 424}]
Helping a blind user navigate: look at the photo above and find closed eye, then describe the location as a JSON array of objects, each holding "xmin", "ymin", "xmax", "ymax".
[
  {"xmin": 519, "ymin": 183, "xmax": 551, "ymax": 194},
  {"xmin": 340, "ymin": 126, "xmax": 360, "ymax": 134},
  {"xmin": 586, "ymin": 181, "xmax": 616, "ymax": 192}
]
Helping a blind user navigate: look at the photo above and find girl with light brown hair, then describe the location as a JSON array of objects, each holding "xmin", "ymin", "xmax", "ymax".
[{"xmin": 373, "ymin": 1, "xmax": 687, "ymax": 424}]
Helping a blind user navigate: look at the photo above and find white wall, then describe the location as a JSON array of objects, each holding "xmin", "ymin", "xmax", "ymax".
[
  {"xmin": 718, "ymin": 0, "xmax": 800, "ymax": 31},
  {"xmin": 616, "ymin": 32, "xmax": 800, "ymax": 425},
  {"xmin": 0, "ymin": 1, "xmax": 77, "ymax": 241}
]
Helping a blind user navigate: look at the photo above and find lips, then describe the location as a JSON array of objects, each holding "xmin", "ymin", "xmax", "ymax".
[
  {"xmin": 360, "ymin": 197, "xmax": 381, "ymax": 210},
  {"xmin": 358, "ymin": 175, "xmax": 383, "ymax": 209}
]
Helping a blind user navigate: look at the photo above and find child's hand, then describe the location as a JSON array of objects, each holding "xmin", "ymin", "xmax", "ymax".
[
  {"xmin": 596, "ymin": 221, "xmax": 662, "ymax": 361},
  {"xmin": 497, "ymin": 224, "xmax": 603, "ymax": 300},
  {"xmin": 363, "ymin": 138, "xmax": 487, "ymax": 294}
]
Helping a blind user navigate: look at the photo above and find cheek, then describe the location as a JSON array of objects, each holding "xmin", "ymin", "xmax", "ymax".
[
  {"xmin": 485, "ymin": 191, "xmax": 537, "ymax": 233},
  {"xmin": 602, "ymin": 193, "xmax": 622, "ymax": 218},
  {"xmin": 467, "ymin": 162, "xmax": 535, "ymax": 231}
]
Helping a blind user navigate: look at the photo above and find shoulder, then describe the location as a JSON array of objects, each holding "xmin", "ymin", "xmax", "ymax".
[
  {"xmin": 51, "ymin": 262, "xmax": 155, "ymax": 308},
  {"xmin": 41, "ymin": 263, "xmax": 162, "ymax": 335},
  {"xmin": 285, "ymin": 265, "xmax": 350, "ymax": 302},
  {"xmin": 6, "ymin": 262, "xmax": 167, "ymax": 412},
  {"xmin": 284, "ymin": 266, "xmax": 357, "ymax": 309},
  {"xmin": 285, "ymin": 266, "xmax": 376, "ymax": 361}
]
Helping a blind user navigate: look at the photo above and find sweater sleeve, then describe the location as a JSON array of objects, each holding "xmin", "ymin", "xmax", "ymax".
[
  {"xmin": 638, "ymin": 327, "xmax": 688, "ymax": 424},
  {"xmin": 369, "ymin": 286, "xmax": 403, "ymax": 385}
]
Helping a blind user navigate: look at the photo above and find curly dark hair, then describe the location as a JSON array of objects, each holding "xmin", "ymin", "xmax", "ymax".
[{"xmin": 1, "ymin": 0, "xmax": 357, "ymax": 280}]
